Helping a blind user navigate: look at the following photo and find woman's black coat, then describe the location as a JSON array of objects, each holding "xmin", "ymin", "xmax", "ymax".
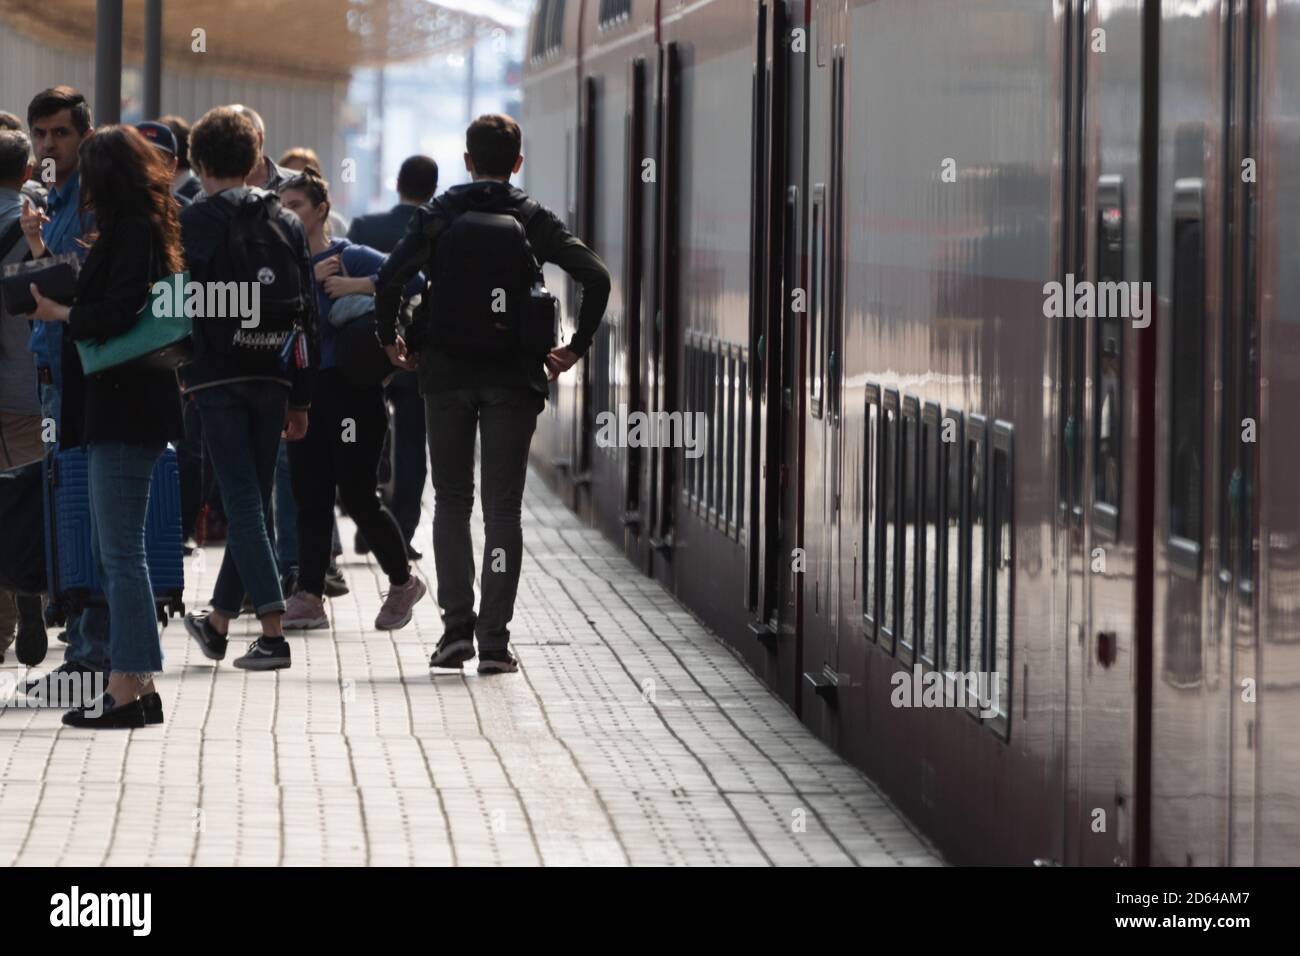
[{"xmin": 59, "ymin": 214, "xmax": 184, "ymax": 450}]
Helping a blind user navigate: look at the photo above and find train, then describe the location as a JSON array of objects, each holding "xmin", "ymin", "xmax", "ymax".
[{"xmin": 520, "ymin": 0, "xmax": 1300, "ymax": 866}]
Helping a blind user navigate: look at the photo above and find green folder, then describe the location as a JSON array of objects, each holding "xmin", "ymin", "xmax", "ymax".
[{"xmin": 76, "ymin": 272, "xmax": 193, "ymax": 376}]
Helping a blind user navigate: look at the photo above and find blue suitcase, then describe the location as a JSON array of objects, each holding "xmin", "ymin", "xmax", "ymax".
[{"xmin": 43, "ymin": 446, "xmax": 186, "ymax": 625}]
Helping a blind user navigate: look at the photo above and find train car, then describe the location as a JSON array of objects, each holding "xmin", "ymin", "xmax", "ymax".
[{"xmin": 521, "ymin": 0, "xmax": 1299, "ymax": 866}]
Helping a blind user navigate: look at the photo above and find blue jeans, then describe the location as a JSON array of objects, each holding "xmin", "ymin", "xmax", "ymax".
[
  {"xmin": 39, "ymin": 380, "xmax": 60, "ymax": 441},
  {"xmin": 195, "ymin": 383, "xmax": 288, "ymax": 617},
  {"xmin": 62, "ymin": 606, "xmax": 110, "ymax": 673},
  {"xmin": 86, "ymin": 441, "xmax": 165, "ymax": 674},
  {"xmin": 273, "ymin": 439, "xmax": 298, "ymax": 573},
  {"xmin": 383, "ymin": 372, "xmax": 427, "ymax": 545}
]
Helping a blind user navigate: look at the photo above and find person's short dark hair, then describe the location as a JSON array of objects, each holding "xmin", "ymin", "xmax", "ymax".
[
  {"xmin": 0, "ymin": 130, "xmax": 31, "ymax": 184},
  {"xmin": 189, "ymin": 106, "xmax": 260, "ymax": 180},
  {"xmin": 396, "ymin": 154, "xmax": 438, "ymax": 202},
  {"xmin": 158, "ymin": 114, "xmax": 192, "ymax": 169},
  {"xmin": 466, "ymin": 114, "xmax": 521, "ymax": 178},
  {"xmin": 0, "ymin": 111, "xmax": 22, "ymax": 132},
  {"xmin": 27, "ymin": 86, "xmax": 92, "ymax": 135}
]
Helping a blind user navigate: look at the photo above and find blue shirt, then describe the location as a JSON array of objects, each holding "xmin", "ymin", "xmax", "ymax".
[
  {"xmin": 310, "ymin": 239, "xmax": 422, "ymax": 370},
  {"xmin": 27, "ymin": 170, "xmax": 92, "ymax": 393}
]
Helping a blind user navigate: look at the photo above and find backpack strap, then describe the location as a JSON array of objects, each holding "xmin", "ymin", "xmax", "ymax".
[
  {"xmin": 514, "ymin": 199, "xmax": 544, "ymax": 273},
  {"xmin": 0, "ymin": 219, "xmax": 24, "ymax": 265}
]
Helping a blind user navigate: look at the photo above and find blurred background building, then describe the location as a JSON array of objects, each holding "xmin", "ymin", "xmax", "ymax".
[{"xmin": 0, "ymin": 0, "xmax": 529, "ymax": 221}]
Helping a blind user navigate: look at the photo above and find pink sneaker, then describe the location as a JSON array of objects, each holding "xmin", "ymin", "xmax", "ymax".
[
  {"xmin": 282, "ymin": 590, "xmax": 329, "ymax": 630},
  {"xmin": 374, "ymin": 576, "xmax": 426, "ymax": 631}
]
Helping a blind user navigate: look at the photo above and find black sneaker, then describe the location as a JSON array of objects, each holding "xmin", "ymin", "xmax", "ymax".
[
  {"xmin": 184, "ymin": 612, "xmax": 228, "ymax": 661},
  {"xmin": 23, "ymin": 662, "xmax": 101, "ymax": 707},
  {"xmin": 429, "ymin": 623, "xmax": 475, "ymax": 670},
  {"xmin": 354, "ymin": 530, "xmax": 371, "ymax": 555},
  {"xmin": 477, "ymin": 649, "xmax": 518, "ymax": 674},
  {"xmin": 406, "ymin": 543, "xmax": 423, "ymax": 561},
  {"xmin": 56, "ymin": 630, "xmax": 68, "ymax": 644},
  {"xmin": 323, "ymin": 565, "xmax": 349, "ymax": 597},
  {"xmin": 233, "ymin": 636, "xmax": 291, "ymax": 671},
  {"xmin": 15, "ymin": 596, "xmax": 47, "ymax": 667},
  {"xmin": 62, "ymin": 693, "xmax": 148, "ymax": 729},
  {"xmin": 141, "ymin": 691, "xmax": 164, "ymax": 725}
]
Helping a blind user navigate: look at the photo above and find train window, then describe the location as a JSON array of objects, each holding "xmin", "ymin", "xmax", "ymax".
[
  {"xmin": 899, "ymin": 397, "xmax": 919, "ymax": 664},
  {"xmin": 595, "ymin": 325, "xmax": 612, "ymax": 460},
  {"xmin": 1168, "ymin": 177, "xmax": 1205, "ymax": 579},
  {"xmin": 862, "ymin": 385, "xmax": 880, "ymax": 640},
  {"xmin": 531, "ymin": 0, "xmax": 551, "ymax": 60},
  {"xmin": 546, "ymin": 0, "xmax": 567, "ymax": 54},
  {"xmin": 810, "ymin": 186, "xmax": 825, "ymax": 419},
  {"xmin": 989, "ymin": 422, "xmax": 1015, "ymax": 738},
  {"xmin": 962, "ymin": 415, "xmax": 987, "ymax": 691},
  {"xmin": 1093, "ymin": 175, "xmax": 1124, "ymax": 539},
  {"xmin": 941, "ymin": 410, "xmax": 963, "ymax": 675},
  {"xmin": 880, "ymin": 390, "xmax": 899, "ymax": 654},
  {"xmin": 712, "ymin": 345, "xmax": 722, "ymax": 522},
  {"xmin": 717, "ymin": 343, "xmax": 728, "ymax": 528},
  {"xmin": 683, "ymin": 338, "xmax": 695, "ymax": 508},
  {"xmin": 697, "ymin": 344, "xmax": 707, "ymax": 509},
  {"xmin": 598, "ymin": 0, "xmax": 632, "ymax": 29},
  {"xmin": 723, "ymin": 349, "xmax": 735, "ymax": 534},
  {"xmin": 736, "ymin": 351, "xmax": 748, "ymax": 540},
  {"xmin": 829, "ymin": 50, "xmax": 845, "ymax": 422},
  {"xmin": 919, "ymin": 403, "xmax": 942, "ymax": 668}
]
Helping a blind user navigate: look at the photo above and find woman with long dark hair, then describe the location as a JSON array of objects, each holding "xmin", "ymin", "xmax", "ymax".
[{"xmin": 28, "ymin": 125, "xmax": 185, "ymax": 728}]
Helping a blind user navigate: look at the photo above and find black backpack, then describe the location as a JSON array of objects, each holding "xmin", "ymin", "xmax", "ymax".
[
  {"xmin": 204, "ymin": 189, "xmax": 311, "ymax": 357},
  {"xmin": 425, "ymin": 197, "xmax": 555, "ymax": 355}
]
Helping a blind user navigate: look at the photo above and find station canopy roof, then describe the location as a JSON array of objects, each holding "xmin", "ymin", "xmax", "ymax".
[{"xmin": 0, "ymin": 0, "xmax": 527, "ymax": 81}]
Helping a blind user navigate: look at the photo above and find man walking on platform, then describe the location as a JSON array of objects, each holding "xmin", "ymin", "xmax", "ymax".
[
  {"xmin": 374, "ymin": 114, "xmax": 609, "ymax": 674},
  {"xmin": 349, "ymin": 154, "xmax": 439, "ymax": 560}
]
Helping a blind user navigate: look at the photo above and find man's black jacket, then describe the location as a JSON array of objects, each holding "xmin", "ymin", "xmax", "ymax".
[{"xmin": 374, "ymin": 180, "xmax": 610, "ymax": 397}]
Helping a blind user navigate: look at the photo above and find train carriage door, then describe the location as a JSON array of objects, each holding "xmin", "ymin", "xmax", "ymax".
[
  {"xmin": 623, "ymin": 56, "xmax": 648, "ymax": 532},
  {"xmin": 1065, "ymin": 0, "xmax": 1150, "ymax": 869},
  {"xmin": 648, "ymin": 42, "xmax": 682, "ymax": 567},
  {"xmin": 572, "ymin": 75, "xmax": 599, "ymax": 501},
  {"xmin": 746, "ymin": 0, "xmax": 791, "ymax": 640},
  {"xmin": 1149, "ymin": 0, "xmax": 1250, "ymax": 867},
  {"xmin": 1254, "ymin": 0, "xmax": 1300, "ymax": 867},
  {"xmin": 800, "ymin": 0, "xmax": 845, "ymax": 723}
]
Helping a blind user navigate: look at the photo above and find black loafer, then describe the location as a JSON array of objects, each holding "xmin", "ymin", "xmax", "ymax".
[
  {"xmin": 62, "ymin": 693, "xmax": 148, "ymax": 729},
  {"xmin": 142, "ymin": 692, "xmax": 164, "ymax": 725}
]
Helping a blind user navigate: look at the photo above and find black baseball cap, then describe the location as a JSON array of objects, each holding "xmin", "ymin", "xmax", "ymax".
[{"xmin": 135, "ymin": 120, "xmax": 178, "ymax": 156}]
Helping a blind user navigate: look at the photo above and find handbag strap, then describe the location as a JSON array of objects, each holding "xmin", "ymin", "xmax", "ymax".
[{"xmin": 0, "ymin": 219, "xmax": 23, "ymax": 265}]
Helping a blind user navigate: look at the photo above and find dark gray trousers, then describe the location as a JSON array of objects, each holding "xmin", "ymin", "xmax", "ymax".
[{"xmin": 425, "ymin": 386, "xmax": 542, "ymax": 650}]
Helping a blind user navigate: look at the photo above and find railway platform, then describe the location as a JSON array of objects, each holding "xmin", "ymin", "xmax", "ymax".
[{"xmin": 0, "ymin": 469, "xmax": 940, "ymax": 868}]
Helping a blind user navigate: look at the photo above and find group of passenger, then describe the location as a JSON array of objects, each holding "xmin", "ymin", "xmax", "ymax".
[{"xmin": 0, "ymin": 85, "xmax": 611, "ymax": 729}]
